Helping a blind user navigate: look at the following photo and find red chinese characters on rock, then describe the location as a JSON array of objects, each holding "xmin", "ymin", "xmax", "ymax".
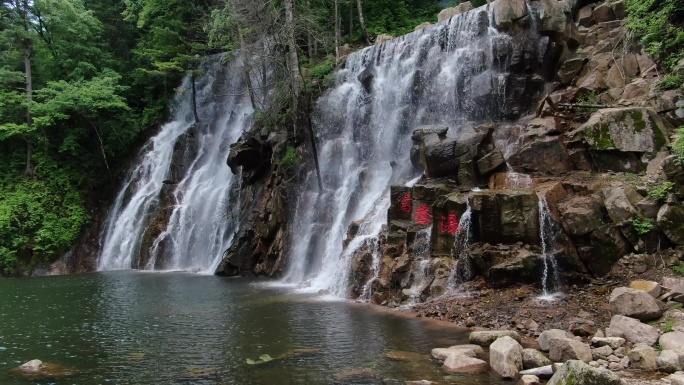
[
  {"xmin": 413, "ymin": 204, "xmax": 433, "ymax": 226},
  {"xmin": 440, "ymin": 213, "xmax": 459, "ymax": 234},
  {"xmin": 397, "ymin": 193, "xmax": 412, "ymax": 213}
]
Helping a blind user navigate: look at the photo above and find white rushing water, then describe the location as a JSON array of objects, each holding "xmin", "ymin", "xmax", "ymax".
[
  {"xmin": 282, "ymin": 3, "xmax": 541, "ymax": 297},
  {"xmin": 538, "ymin": 197, "xmax": 562, "ymax": 299},
  {"xmin": 98, "ymin": 55, "xmax": 256, "ymax": 273},
  {"xmin": 446, "ymin": 206, "xmax": 474, "ymax": 290}
]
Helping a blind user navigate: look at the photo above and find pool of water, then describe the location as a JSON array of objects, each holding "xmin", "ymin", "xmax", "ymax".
[{"xmin": 0, "ymin": 272, "xmax": 508, "ymax": 384}]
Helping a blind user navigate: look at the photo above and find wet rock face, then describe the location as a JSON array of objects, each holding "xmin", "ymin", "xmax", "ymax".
[{"xmin": 470, "ymin": 190, "xmax": 540, "ymax": 245}]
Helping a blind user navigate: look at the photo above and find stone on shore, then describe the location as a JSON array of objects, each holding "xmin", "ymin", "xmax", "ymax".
[
  {"xmin": 490, "ymin": 336, "xmax": 523, "ymax": 379},
  {"xmin": 547, "ymin": 360, "xmax": 622, "ymax": 385},
  {"xmin": 608, "ymin": 315, "xmax": 660, "ymax": 345},
  {"xmin": 522, "ymin": 348, "xmax": 552, "ymax": 369},
  {"xmin": 657, "ymin": 350, "xmax": 684, "ymax": 373},
  {"xmin": 520, "ymin": 374, "xmax": 541, "ymax": 385},
  {"xmin": 627, "ymin": 343, "xmax": 658, "ymax": 371},
  {"xmin": 538, "ymin": 329, "xmax": 572, "ymax": 352},
  {"xmin": 520, "ymin": 365, "xmax": 555, "ymax": 379},
  {"xmin": 431, "ymin": 347, "xmax": 475, "ymax": 360},
  {"xmin": 609, "ymin": 287, "xmax": 664, "ymax": 320},
  {"xmin": 629, "ymin": 280, "xmax": 662, "ymax": 298},
  {"xmin": 590, "ymin": 336, "xmax": 625, "ymax": 349},
  {"xmin": 469, "ymin": 330, "xmax": 521, "ymax": 347},
  {"xmin": 548, "ymin": 338, "xmax": 592, "ymax": 363},
  {"xmin": 660, "ymin": 331, "xmax": 684, "ymax": 356},
  {"xmin": 442, "ymin": 353, "xmax": 488, "ymax": 373}
]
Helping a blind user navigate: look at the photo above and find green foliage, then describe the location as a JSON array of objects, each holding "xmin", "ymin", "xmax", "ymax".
[
  {"xmin": 674, "ymin": 262, "xmax": 684, "ymax": 276},
  {"xmin": 279, "ymin": 146, "xmax": 299, "ymax": 168},
  {"xmin": 662, "ymin": 318, "xmax": 676, "ymax": 333},
  {"xmin": 0, "ymin": 157, "xmax": 88, "ymax": 273},
  {"xmin": 626, "ymin": 0, "xmax": 684, "ymax": 71},
  {"xmin": 308, "ymin": 59, "xmax": 335, "ymax": 80},
  {"xmin": 362, "ymin": 0, "xmax": 441, "ymax": 37},
  {"xmin": 659, "ymin": 74, "xmax": 683, "ymax": 90},
  {"xmin": 576, "ymin": 90, "xmax": 598, "ymax": 104},
  {"xmin": 673, "ymin": 126, "xmax": 684, "ymax": 164},
  {"xmin": 648, "ymin": 180, "xmax": 675, "ymax": 201},
  {"xmin": 632, "ymin": 217, "xmax": 655, "ymax": 235}
]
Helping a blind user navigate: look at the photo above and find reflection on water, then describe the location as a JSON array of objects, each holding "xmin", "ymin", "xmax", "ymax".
[{"xmin": 0, "ymin": 272, "xmax": 508, "ymax": 384}]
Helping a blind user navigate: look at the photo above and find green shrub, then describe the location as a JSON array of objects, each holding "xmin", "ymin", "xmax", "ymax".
[
  {"xmin": 648, "ymin": 181, "xmax": 675, "ymax": 201},
  {"xmin": 674, "ymin": 262, "xmax": 684, "ymax": 276},
  {"xmin": 632, "ymin": 217, "xmax": 655, "ymax": 235},
  {"xmin": 626, "ymin": 0, "xmax": 684, "ymax": 71},
  {"xmin": 673, "ymin": 126, "xmax": 684, "ymax": 164},
  {"xmin": 659, "ymin": 74, "xmax": 683, "ymax": 90},
  {"xmin": 279, "ymin": 146, "xmax": 299, "ymax": 168},
  {"xmin": 308, "ymin": 59, "xmax": 335, "ymax": 80}
]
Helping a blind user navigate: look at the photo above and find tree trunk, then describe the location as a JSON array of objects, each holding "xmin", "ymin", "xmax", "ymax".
[
  {"xmin": 349, "ymin": 0, "xmax": 353, "ymax": 39},
  {"xmin": 20, "ymin": 0, "xmax": 34, "ymax": 177},
  {"xmin": 334, "ymin": 0, "xmax": 340, "ymax": 62},
  {"xmin": 238, "ymin": 28, "xmax": 258, "ymax": 109},
  {"xmin": 356, "ymin": 0, "xmax": 371, "ymax": 45},
  {"xmin": 283, "ymin": 0, "xmax": 301, "ymax": 101}
]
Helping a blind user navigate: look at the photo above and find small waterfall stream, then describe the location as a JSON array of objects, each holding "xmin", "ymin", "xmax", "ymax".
[
  {"xmin": 284, "ymin": 3, "xmax": 548, "ymax": 296},
  {"xmin": 538, "ymin": 197, "xmax": 562, "ymax": 299},
  {"xmin": 98, "ymin": 55, "xmax": 257, "ymax": 273},
  {"xmin": 446, "ymin": 206, "xmax": 474, "ymax": 291}
]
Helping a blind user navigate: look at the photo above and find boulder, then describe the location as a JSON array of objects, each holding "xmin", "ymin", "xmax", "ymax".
[
  {"xmin": 522, "ymin": 348, "xmax": 552, "ymax": 369},
  {"xmin": 577, "ymin": 4, "xmax": 594, "ymax": 27},
  {"xmin": 590, "ymin": 337, "xmax": 625, "ymax": 350},
  {"xmin": 608, "ymin": 315, "xmax": 660, "ymax": 345},
  {"xmin": 558, "ymin": 196, "xmax": 604, "ymax": 236},
  {"xmin": 629, "ymin": 280, "xmax": 662, "ymax": 298},
  {"xmin": 592, "ymin": 3, "xmax": 615, "ymax": 23},
  {"xmin": 658, "ymin": 203, "xmax": 684, "ymax": 245},
  {"xmin": 437, "ymin": 2, "xmax": 473, "ymax": 22},
  {"xmin": 609, "ymin": 287, "xmax": 664, "ymax": 321},
  {"xmin": 375, "ymin": 34, "xmax": 393, "ymax": 45},
  {"xmin": 548, "ymin": 338, "xmax": 592, "ymax": 363},
  {"xmin": 414, "ymin": 22, "xmax": 433, "ymax": 33},
  {"xmin": 627, "ymin": 343, "xmax": 658, "ymax": 371},
  {"xmin": 520, "ymin": 365, "xmax": 555, "ymax": 378},
  {"xmin": 469, "ymin": 190, "xmax": 540, "ymax": 245},
  {"xmin": 603, "ymin": 185, "xmax": 643, "ymax": 224},
  {"xmin": 547, "ymin": 360, "xmax": 622, "ymax": 385},
  {"xmin": 659, "ymin": 332, "xmax": 684, "ymax": 356},
  {"xmin": 477, "ymin": 149, "xmax": 505, "ymax": 175},
  {"xmin": 487, "ymin": 249, "xmax": 538, "ymax": 288},
  {"xmin": 657, "ymin": 350, "xmax": 683, "ymax": 373},
  {"xmin": 493, "ymin": 0, "xmax": 528, "ymax": 30},
  {"xmin": 490, "ymin": 336, "xmax": 523, "ymax": 379},
  {"xmin": 448, "ymin": 344, "xmax": 484, "ymax": 355},
  {"xmin": 507, "ymin": 136, "xmax": 571, "ymax": 175},
  {"xmin": 537, "ymin": 0, "xmax": 579, "ymax": 46},
  {"xmin": 539, "ymin": 329, "xmax": 572, "ymax": 352},
  {"xmin": 569, "ymin": 317, "xmax": 597, "ymax": 337},
  {"xmin": 578, "ymin": 107, "xmax": 669, "ymax": 155},
  {"xmin": 592, "ymin": 345, "xmax": 613, "ymax": 360},
  {"xmin": 520, "ymin": 374, "xmax": 541, "ymax": 385},
  {"xmin": 469, "ymin": 330, "xmax": 521, "ymax": 347},
  {"xmin": 672, "ymin": 373, "xmax": 684, "ymax": 385},
  {"xmin": 558, "ymin": 57, "xmax": 587, "ymax": 85},
  {"xmin": 442, "ymin": 354, "xmax": 488, "ymax": 373}
]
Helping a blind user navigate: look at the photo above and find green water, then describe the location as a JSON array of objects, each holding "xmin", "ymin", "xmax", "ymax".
[{"xmin": 0, "ymin": 272, "xmax": 508, "ymax": 384}]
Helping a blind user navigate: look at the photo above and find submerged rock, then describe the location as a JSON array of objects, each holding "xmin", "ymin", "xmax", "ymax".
[
  {"xmin": 442, "ymin": 353, "xmax": 488, "ymax": 373},
  {"xmin": 10, "ymin": 360, "xmax": 76, "ymax": 378}
]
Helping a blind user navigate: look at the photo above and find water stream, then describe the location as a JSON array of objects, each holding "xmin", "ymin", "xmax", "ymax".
[
  {"xmin": 284, "ymin": 3, "xmax": 543, "ymax": 296},
  {"xmin": 538, "ymin": 197, "xmax": 562, "ymax": 300},
  {"xmin": 98, "ymin": 55, "xmax": 257, "ymax": 273},
  {"xmin": 446, "ymin": 206, "xmax": 474, "ymax": 291}
]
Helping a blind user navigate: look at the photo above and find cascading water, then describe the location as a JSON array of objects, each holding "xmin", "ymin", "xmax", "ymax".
[
  {"xmin": 446, "ymin": 206, "xmax": 474, "ymax": 291},
  {"xmin": 538, "ymin": 197, "xmax": 562, "ymax": 299},
  {"xmin": 402, "ymin": 226, "xmax": 433, "ymax": 306},
  {"xmin": 98, "ymin": 55, "xmax": 258, "ymax": 273},
  {"xmin": 284, "ymin": 3, "xmax": 548, "ymax": 296}
]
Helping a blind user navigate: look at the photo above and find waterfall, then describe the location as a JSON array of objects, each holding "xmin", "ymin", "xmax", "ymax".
[
  {"xmin": 98, "ymin": 55, "xmax": 256, "ymax": 273},
  {"xmin": 357, "ymin": 238, "xmax": 381, "ymax": 301},
  {"xmin": 446, "ymin": 206, "xmax": 474, "ymax": 290},
  {"xmin": 283, "ymin": 3, "xmax": 547, "ymax": 296},
  {"xmin": 538, "ymin": 197, "xmax": 562, "ymax": 299}
]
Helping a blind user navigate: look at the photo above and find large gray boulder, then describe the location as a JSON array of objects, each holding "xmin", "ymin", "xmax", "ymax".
[
  {"xmin": 609, "ymin": 287, "xmax": 664, "ymax": 321},
  {"xmin": 657, "ymin": 350, "xmax": 683, "ymax": 373},
  {"xmin": 578, "ymin": 107, "xmax": 669, "ymax": 155},
  {"xmin": 548, "ymin": 338, "xmax": 592, "ymax": 363},
  {"xmin": 627, "ymin": 343, "xmax": 658, "ymax": 371},
  {"xmin": 539, "ymin": 329, "xmax": 573, "ymax": 352},
  {"xmin": 602, "ymin": 185, "xmax": 642, "ymax": 224},
  {"xmin": 469, "ymin": 330, "xmax": 521, "ymax": 347},
  {"xmin": 658, "ymin": 203, "xmax": 684, "ymax": 245},
  {"xmin": 607, "ymin": 315, "xmax": 660, "ymax": 345},
  {"xmin": 437, "ymin": 1, "xmax": 473, "ymax": 22},
  {"xmin": 490, "ymin": 336, "xmax": 523, "ymax": 379},
  {"xmin": 659, "ymin": 331, "xmax": 684, "ymax": 356},
  {"xmin": 522, "ymin": 348, "xmax": 553, "ymax": 369},
  {"xmin": 442, "ymin": 353, "xmax": 488, "ymax": 373},
  {"xmin": 493, "ymin": 0, "xmax": 528, "ymax": 30},
  {"xmin": 547, "ymin": 360, "xmax": 622, "ymax": 385},
  {"xmin": 558, "ymin": 196, "xmax": 604, "ymax": 236}
]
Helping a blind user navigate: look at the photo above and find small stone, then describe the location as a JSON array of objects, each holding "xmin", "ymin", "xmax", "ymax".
[
  {"xmin": 469, "ymin": 330, "xmax": 521, "ymax": 347},
  {"xmin": 548, "ymin": 338, "xmax": 592, "ymax": 363},
  {"xmin": 591, "ymin": 337, "xmax": 626, "ymax": 349},
  {"xmin": 657, "ymin": 349, "xmax": 683, "ymax": 373},
  {"xmin": 660, "ymin": 331, "xmax": 684, "ymax": 356},
  {"xmin": 627, "ymin": 344, "xmax": 658, "ymax": 371},
  {"xmin": 592, "ymin": 345, "xmax": 613, "ymax": 359},
  {"xmin": 547, "ymin": 360, "xmax": 622, "ymax": 385},
  {"xmin": 522, "ymin": 348, "xmax": 552, "ymax": 369},
  {"xmin": 520, "ymin": 374, "xmax": 541, "ymax": 385},
  {"xmin": 630, "ymin": 280, "xmax": 662, "ymax": 298},
  {"xmin": 490, "ymin": 336, "xmax": 523, "ymax": 379},
  {"xmin": 442, "ymin": 353, "xmax": 488, "ymax": 373},
  {"xmin": 608, "ymin": 315, "xmax": 660, "ymax": 345}
]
